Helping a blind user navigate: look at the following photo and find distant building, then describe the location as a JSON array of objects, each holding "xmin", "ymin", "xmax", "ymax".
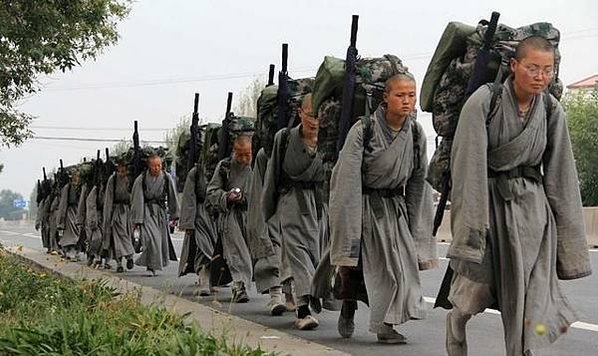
[{"xmin": 567, "ymin": 74, "xmax": 598, "ymax": 92}]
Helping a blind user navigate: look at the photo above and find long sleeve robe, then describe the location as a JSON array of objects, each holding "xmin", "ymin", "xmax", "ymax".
[
  {"xmin": 262, "ymin": 125, "xmax": 325, "ymax": 298},
  {"xmin": 444, "ymin": 79, "xmax": 591, "ymax": 355},
  {"xmin": 178, "ymin": 166, "xmax": 217, "ymax": 277},
  {"xmin": 329, "ymin": 106, "xmax": 436, "ymax": 332},
  {"xmin": 131, "ymin": 171, "xmax": 179, "ymax": 270},
  {"xmin": 103, "ymin": 173, "xmax": 135, "ymax": 260},
  {"xmin": 85, "ymin": 185, "xmax": 104, "ymax": 258},
  {"xmin": 48, "ymin": 194, "xmax": 60, "ymax": 251},
  {"xmin": 57, "ymin": 183, "xmax": 81, "ymax": 248},
  {"xmin": 206, "ymin": 158, "xmax": 253, "ymax": 287},
  {"xmin": 248, "ymin": 148, "xmax": 282, "ymax": 293}
]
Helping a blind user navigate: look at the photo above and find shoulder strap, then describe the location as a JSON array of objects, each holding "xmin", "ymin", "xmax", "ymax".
[
  {"xmin": 543, "ymin": 90, "xmax": 554, "ymax": 120},
  {"xmin": 279, "ymin": 128, "xmax": 291, "ymax": 168},
  {"xmin": 486, "ymin": 83, "xmax": 503, "ymax": 128},
  {"xmin": 219, "ymin": 158, "xmax": 232, "ymax": 186},
  {"xmin": 411, "ymin": 120, "xmax": 420, "ymax": 170},
  {"xmin": 361, "ymin": 116, "xmax": 374, "ymax": 153}
]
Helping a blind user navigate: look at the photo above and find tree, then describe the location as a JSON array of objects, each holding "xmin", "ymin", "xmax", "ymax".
[
  {"xmin": 235, "ymin": 77, "xmax": 266, "ymax": 117},
  {"xmin": 563, "ymin": 86, "xmax": 598, "ymax": 206},
  {"xmin": 164, "ymin": 116, "xmax": 191, "ymax": 162},
  {"xmin": 0, "ymin": 0, "xmax": 131, "ymax": 147},
  {"xmin": 0, "ymin": 189, "xmax": 26, "ymax": 220}
]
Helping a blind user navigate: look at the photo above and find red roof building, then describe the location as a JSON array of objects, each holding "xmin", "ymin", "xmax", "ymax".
[{"xmin": 567, "ymin": 75, "xmax": 598, "ymax": 90}]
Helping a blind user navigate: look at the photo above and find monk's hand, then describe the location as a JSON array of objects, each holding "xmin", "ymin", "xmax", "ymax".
[
  {"xmin": 185, "ymin": 229, "xmax": 193, "ymax": 237},
  {"xmin": 226, "ymin": 188, "xmax": 242, "ymax": 204},
  {"xmin": 418, "ymin": 259, "xmax": 439, "ymax": 271}
]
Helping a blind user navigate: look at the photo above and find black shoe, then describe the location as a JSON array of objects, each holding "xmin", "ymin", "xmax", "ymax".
[
  {"xmin": 233, "ymin": 288, "xmax": 249, "ymax": 303},
  {"xmin": 126, "ymin": 258, "xmax": 134, "ymax": 270},
  {"xmin": 116, "ymin": 266, "xmax": 124, "ymax": 273}
]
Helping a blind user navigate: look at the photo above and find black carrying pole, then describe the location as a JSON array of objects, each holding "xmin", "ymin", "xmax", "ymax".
[
  {"xmin": 58, "ymin": 159, "xmax": 67, "ymax": 187},
  {"xmin": 267, "ymin": 64, "xmax": 275, "ymax": 86},
  {"xmin": 336, "ymin": 15, "xmax": 359, "ymax": 156},
  {"xmin": 132, "ymin": 120, "xmax": 142, "ymax": 181},
  {"xmin": 36, "ymin": 180, "xmax": 42, "ymax": 205},
  {"xmin": 465, "ymin": 11, "xmax": 501, "ymax": 95},
  {"xmin": 217, "ymin": 92, "xmax": 233, "ymax": 160},
  {"xmin": 188, "ymin": 93, "xmax": 200, "ymax": 172},
  {"xmin": 276, "ymin": 43, "xmax": 290, "ymax": 130},
  {"xmin": 432, "ymin": 11, "xmax": 500, "ymax": 237},
  {"xmin": 43, "ymin": 167, "xmax": 47, "ymax": 182}
]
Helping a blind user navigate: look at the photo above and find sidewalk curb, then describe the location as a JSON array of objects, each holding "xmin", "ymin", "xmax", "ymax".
[{"xmin": 5, "ymin": 245, "xmax": 349, "ymax": 356}]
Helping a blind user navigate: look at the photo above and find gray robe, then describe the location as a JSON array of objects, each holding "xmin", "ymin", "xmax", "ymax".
[
  {"xmin": 131, "ymin": 171, "xmax": 179, "ymax": 270},
  {"xmin": 57, "ymin": 183, "xmax": 81, "ymax": 248},
  {"xmin": 48, "ymin": 195, "xmax": 60, "ymax": 251},
  {"xmin": 178, "ymin": 166, "xmax": 217, "ymax": 277},
  {"xmin": 103, "ymin": 173, "xmax": 135, "ymax": 260},
  {"xmin": 206, "ymin": 158, "xmax": 253, "ymax": 287},
  {"xmin": 76, "ymin": 183, "xmax": 89, "ymax": 252},
  {"xmin": 248, "ymin": 148, "xmax": 282, "ymax": 293},
  {"xmin": 85, "ymin": 186, "xmax": 104, "ymax": 258},
  {"xmin": 446, "ymin": 79, "xmax": 591, "ymax": 355},
  {"xmin": 329, "ymin": 107, "xmax": 436, "ymax": 332},
  {"xmin": 37, "ymin": 198, "xmax": 50, "ymax": 248},
  {"xmin": 262, "ymin": 126, "xmax": 325, "ymax": 298}
]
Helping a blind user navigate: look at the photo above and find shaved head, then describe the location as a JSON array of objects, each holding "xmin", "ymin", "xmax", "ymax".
[
  {"xmin": 384, "ymin": 73, "xmax": 416, "ymax": 93},
  {"xmin": 515, "ymin": 36, "xmax": 555, "ymax": 61}
]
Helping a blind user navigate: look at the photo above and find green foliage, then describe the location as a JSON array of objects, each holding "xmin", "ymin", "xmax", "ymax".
[
  {"xmin": 165, "ymin": 116, "xmax": 191, "ymax": 162},
  {"xmin": 0, "ymin": 249, "xmax": 273, "ymax": 356},
  {"xmin": 563, "ymin": 86, "xmax": 598, "ymax": 206},
  {"xmin": 0, "ymin": 189, "xmax": 25, "ymax": 220},
  {"xmin": 235, "ymin": 77, "xmax": 266, "ymax": 118},
  {"xmin": 0, "ymin": 0, "xmax": 131, "ymax": 147}
]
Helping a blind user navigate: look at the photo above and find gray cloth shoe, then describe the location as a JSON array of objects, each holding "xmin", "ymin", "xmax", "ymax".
[
  {"xmin": 446, "ymin": 311, "xmax": 468, "ymax": 356},
  {"xmin": 376, "ymin": 324, "xmax": 407, "ymax": 344},
  {"xmin": 294, "ymin": 315, "xmax": 319, "ymax": 330}
]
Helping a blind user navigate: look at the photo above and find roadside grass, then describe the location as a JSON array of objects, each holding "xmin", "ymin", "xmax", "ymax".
[{"xmin": 0, "ymin": 245, "xmax": 273, "ymax": 355}]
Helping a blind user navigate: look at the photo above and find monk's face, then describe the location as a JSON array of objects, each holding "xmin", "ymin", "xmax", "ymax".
[
  {"xmin": 383, "ymin": 80, "xmax": 417, "ymax": 118},
  {"xmin": 117, "ymin": 164, "xmax": 128, "ymax": 178},
  {"xmin": 510, "ymin": 49, "xmax": 554, "ymax": 97},
  {"xmin": 299, "ymin": 98, "xmax": 318, "ymax": 137},
  {"xmin": 148, "ymin": 157, "xmax": 162, "ymax": 176},
  {"xmin": 71, "ymin": 171, "xmax": 80, "ymax": 186},
  {"xmin": 233, "ymin": 137, "xmax": 252, "ymax": 167}
]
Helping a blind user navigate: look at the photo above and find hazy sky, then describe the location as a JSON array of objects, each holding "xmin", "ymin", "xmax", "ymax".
[{"xmin": 1, "ymin": 0, "xmax": 597, "ymax": 199}]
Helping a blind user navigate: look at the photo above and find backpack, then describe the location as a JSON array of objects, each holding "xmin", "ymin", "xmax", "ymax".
[
  {"xmin": 254, "ymin": 78, "xmax": 314, "ymax": 157},
  {"xmin": 311, "ymin": 54, "xmax": 410, "ymax": 199},
  {"xmin": 175, "ymin": 124, "xmax": 207, "ymax": 193},
  {"xmin": 423, "ymin": 20, "xmax": 562, "ymax": 192}
]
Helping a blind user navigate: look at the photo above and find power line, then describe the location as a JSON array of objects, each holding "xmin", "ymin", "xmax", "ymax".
[
  {"xmin": 32, "ymin": 136, "xmax": 167, "ymax": 144},
  {"xmin": 31, "ymin": 125, "xmax": 171, "ymax": 132}
]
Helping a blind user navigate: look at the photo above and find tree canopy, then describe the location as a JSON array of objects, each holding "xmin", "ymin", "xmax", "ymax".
[{"xmin": 0, "ymin": 0, "xmax": 131, "ymax": 147}]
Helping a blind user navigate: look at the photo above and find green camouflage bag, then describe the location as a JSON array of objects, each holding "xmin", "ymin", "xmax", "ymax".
[
  {"xmin": 420, "ymin": 22, "xmax": 477, "ymax": 112},
  {"xmin": 425, "ymin": 21, "xmax": 562, "ymax": 191},
  {"xmin": 199, "ymin": 123, "xmax": 222, "ymax": 185},
  {"xmin": 312, "ymin": 54, "xmax": 410, "ymax": 199},
  {"xmin": 175, "ymin": 124, "xmax": 209, "ymax": 192},
  {"xmin": 253, "ymin": 78, "xmax": 314, "ymax": 157}
]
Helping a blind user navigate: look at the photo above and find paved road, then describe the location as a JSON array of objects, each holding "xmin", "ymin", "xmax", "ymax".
[{"xmin": 2, "ymin": 223, "xmax": 597, "ymax": 356}]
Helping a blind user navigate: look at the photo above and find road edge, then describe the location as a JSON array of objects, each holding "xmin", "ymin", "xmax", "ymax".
[{"xmin": 5, "ymin": 245, "xmax": 349, "ymax": 356}]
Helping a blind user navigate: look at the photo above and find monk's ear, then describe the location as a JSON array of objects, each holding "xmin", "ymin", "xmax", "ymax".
[
  {"xmin": 383, "ymin": 91, "xmax": 389, "ymax": 104},
  {"xmin": 510, "ymin": 57, "xmax": 518, "ymax": 74}
]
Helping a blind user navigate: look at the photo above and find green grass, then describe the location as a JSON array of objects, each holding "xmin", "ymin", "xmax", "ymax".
[{"xmin": 0, "ymin": 246, "xmax": 273, "ymax": 356}]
